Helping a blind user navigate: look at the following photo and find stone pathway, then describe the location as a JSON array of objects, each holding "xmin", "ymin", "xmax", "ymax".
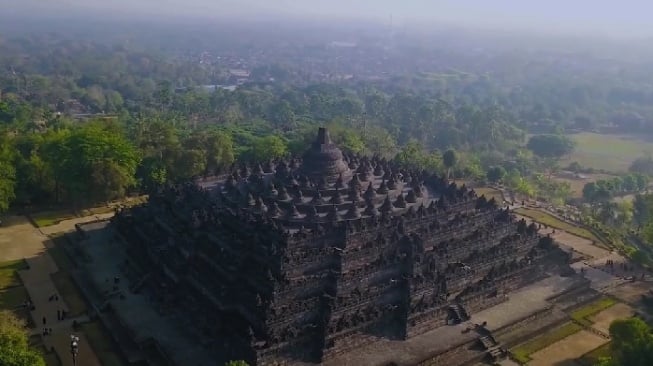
[{"xmin": 1, "ymin": 214, "xmax": 106, "ymax": 366}]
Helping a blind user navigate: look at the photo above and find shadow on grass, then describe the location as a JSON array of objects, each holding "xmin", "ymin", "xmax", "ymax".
[
  {"xmin": 0, "ymin": 259, "xmax": 28, "ymax": 288},
  {"xmin": 0, "ymin": 259, "xmax": 31, "ymax": 323},
  {"xmin": 576, "ymin": 342, "xmax": 611, "ymax": 366}
]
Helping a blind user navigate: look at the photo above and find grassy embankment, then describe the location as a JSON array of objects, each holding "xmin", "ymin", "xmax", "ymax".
[
  {"xmin": 511, "ymin": 322, "xmax": 584, "ymax": 364},
  {"xmin": 0, "ymin": 260, "xmax": 29, "ymax": 314},
  {"xmin": 514, "ymin": 207, "xmax": 604, "ymax": 244},
  {"xmin": 510, "ymin": 297, "xmax": 617, "ymax": 364},
  {"xmin": 570, "ymin": 297, "xmax": 617, "ymax": 327}
]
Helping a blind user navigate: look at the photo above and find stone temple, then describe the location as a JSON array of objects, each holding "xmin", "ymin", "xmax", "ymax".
[{"xmin": 108, "ymin": 128, "xmax": 567, "ymax": 365}]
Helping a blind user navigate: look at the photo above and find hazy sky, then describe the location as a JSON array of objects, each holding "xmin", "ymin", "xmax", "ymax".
[{"xmin": 8, "ymin": 0, "xmax": 653, "ymax": 38}]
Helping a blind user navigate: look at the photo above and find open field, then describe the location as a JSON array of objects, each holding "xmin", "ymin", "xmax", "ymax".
[
  {"xmin": 561, "ymin": 132, "xmax": 653, "ymax": 173},
  {"xmin": 527, "ymin": 330, "xmax": 606, "ymax": 366},
  {"xmin": 511, "ymin": 322, "xmax": 583, "ymax": 364},
  {"xmin": 515, "ymin": 207, "xmax": 602, "ymax": 243},
  {"xmin": 551, "ymin": 173, "xmax": 616, "ymax": 199},
  {"xmin": 588, "ymin": 303, "xmax": 634, "ymax": 334}
]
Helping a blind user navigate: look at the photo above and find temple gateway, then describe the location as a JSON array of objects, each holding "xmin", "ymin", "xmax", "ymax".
[{"xmin": 112, "ymin": 128, "xmax": 566, "ymax": 365}]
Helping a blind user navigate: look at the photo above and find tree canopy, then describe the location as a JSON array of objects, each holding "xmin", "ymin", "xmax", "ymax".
[
  {"xmin": 0, "ymin": 311, "xmax": 46, "ymax": 366},
  {"xmin": 526, "ymin": 134, "xmax": 575, "ymax": 159},
  {"xmin": 602, "ymin": 318, "xmax": 653, "ymax": 366}
]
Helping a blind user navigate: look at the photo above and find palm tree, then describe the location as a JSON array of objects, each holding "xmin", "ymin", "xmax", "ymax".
[{"xmin": 443, "ymin": 149, "xmax": 457, "ymax": 180}]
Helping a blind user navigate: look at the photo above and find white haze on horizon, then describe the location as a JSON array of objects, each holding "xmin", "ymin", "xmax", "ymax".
[{"xmin": 4, "ymin": 0, "xmax": 653, "ymax": 39}]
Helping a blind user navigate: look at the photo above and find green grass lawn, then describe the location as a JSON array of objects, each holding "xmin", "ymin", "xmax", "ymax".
[
  {"xmin": 514, "ymin": 207, "xmax": 604, "ymax": 244},
  {"xmin": 562, "ymin": 132, "xmax": 653, "ymax": 173},
  {"xmin": 570, "ymin": 297, "xmax": 617, "ymax": 327},
  {"xmin": 50, "ymin": 272, "xmax": 87, "ymax": 316},
  {"xmin": 511, "ymin": 322, "xmax": 584, "ymax": 364},
  {"xmin": 80, "ymin": 321, "xmax": 127, "ymax": 366},
  {"xmin": 29, "ymin": 210, "xmax": 76, "ymax": 228},
  {"xmin": 0, "ymin": 259, "xmax": 28, "ymax": 288}
]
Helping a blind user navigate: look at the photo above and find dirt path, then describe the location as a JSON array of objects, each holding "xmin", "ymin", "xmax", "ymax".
[
  {"xmin": 516, "ymin": 215, "xmax": 612, "ymax": 260},
  {"xmin": 1, "ymin": 214, "xmax": 109, "ymax": 366},
  {"xmin": 0, "ymin": 216, "xmax": 49, "ymax": 262},
  {"xmin": 589, "ymin": 303, "xmax": 635, "ymax": 335}
]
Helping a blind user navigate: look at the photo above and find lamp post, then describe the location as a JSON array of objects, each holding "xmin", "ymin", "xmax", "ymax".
[{"xmin": 70, "ymin": 335, "xmax": 80, "ymax": 366}]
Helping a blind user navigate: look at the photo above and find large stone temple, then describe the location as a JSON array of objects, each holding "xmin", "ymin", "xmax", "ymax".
[{"xmin": 111, "ymin": 128, "xmax": 564, "ymax": 365}]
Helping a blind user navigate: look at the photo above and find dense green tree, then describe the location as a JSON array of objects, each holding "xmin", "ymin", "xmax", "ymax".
[
  {"xmin": 394, "ymin": 140, "xmax": 442, "ymax": 173},
  {"xmin": 0, "ymin": 311, "xmax": 46, "ymax": 366},
  {"xmin": 526, "ymin": 134, "xmax": 575, "ymax": 159},
  {"xmin": 633, "ymin": 194, "xmax": 653, "ymax": 228},
  {"xmin": 269, "ymin": 101, "xmax": 295, "ymax": 128},
  {"xmin": 0, "ymin": 135, "xmax": 16, "ymax": 212},
  {"xmin": 225, "ymin": 361, "xmax": 249, "ymax": 366},
  {"xmin": 486, "ymin": 166, "xmax": 507, "ymax": 183},
  {"xmin": 362, "ymin": 126, "xmax": 397, "ymax": 157},
  {"xmin": 173, "ymin": 149, "xmax": 207, "ymax": 181},
  {"xmin": 251, "ymin": 135, "xmax": 288, "ymax": 161},
  {"xmin": 443, "ymin": 149, "xmax": 457, "ymax": 179},
  {"xmin": 63, "ymin": 124, "xmax": 140, "ymax": 203},
  {"xmin": 325, "ymin": 124, "xmax": 366, "ymax": 154},
  {"xmin": 630, "ymin": 155, "xmax": 653, "ymax": 176},
  {"xmin": 607, "ymin": 318, "xmax": 653, "ymax": 366},
  {"xmin": 203, "ymin": 130, "xmax": 235, "ymax": 174}
]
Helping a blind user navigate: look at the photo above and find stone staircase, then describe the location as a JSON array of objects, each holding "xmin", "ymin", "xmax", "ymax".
[
  {"xmin": 478, "ymin": 334, "xmax": 507, "ymax": 362},
  {"xmin": 448, "ymin": 304, "xmax": 470, "ymax": 324}
]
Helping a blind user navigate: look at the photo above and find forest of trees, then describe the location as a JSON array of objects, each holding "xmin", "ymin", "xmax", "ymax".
[
  {"xmin": 0, "ymin": 36, "xmax": 547, "ymax": 212},
  {"xmin": 0, "ymin": 30, "xmax": 652, "ymax": 218}
]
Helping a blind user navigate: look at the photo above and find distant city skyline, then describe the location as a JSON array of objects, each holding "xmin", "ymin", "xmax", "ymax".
[{"xmin": 5, "ymin": 0, "xmax": 653, "ymax": 38}]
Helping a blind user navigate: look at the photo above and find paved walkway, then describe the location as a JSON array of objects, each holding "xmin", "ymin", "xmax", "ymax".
[{"xmin": 1, "ymin": 214, "xmax": 109, "ymax": 366}]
